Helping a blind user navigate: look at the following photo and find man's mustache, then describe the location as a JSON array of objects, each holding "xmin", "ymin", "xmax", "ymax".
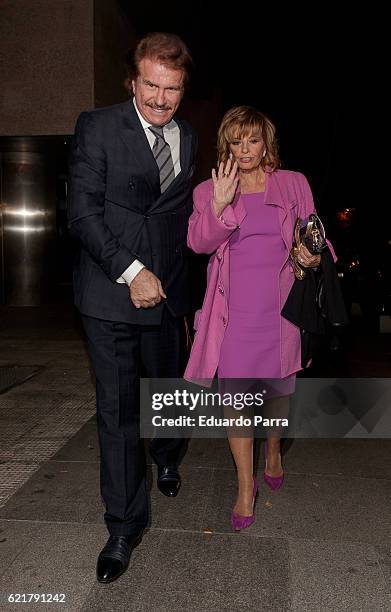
[{"xmin": 146, "ymin": 103, "xmax": 172, "ymax": 111}]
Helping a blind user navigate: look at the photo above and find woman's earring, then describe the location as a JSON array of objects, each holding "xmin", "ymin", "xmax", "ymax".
[{"xmin": 262, "ymin": 150, "xmax": 267, "ymax": 158}]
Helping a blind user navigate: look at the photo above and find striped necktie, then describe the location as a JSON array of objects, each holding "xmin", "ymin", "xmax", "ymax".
[{"xmin": 149, "ymin": 126, "xmax": 175, "ymax": 193}]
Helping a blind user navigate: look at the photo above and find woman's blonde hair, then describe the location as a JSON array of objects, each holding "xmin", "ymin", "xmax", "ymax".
[{"xmin": 217, "ymin": 106, "xmax": 280, "ymax": 172}]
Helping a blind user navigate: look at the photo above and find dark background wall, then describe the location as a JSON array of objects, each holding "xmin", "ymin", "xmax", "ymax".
[
  {"xmin": 0, "ymin": 0, "xmax": 136, "ymax": 136},
  {"xmin": 93, "ymin": 0, "xmax": 137, "ymax": 108},
  {"xmin": 0, "ymin": 0, "xmax": 94, "ymax": 135}
]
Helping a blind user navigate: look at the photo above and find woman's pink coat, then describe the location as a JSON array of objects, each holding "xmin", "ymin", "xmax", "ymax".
[{"xmin": 184, "ymin": 170, "xmax": 336, "ymax": 385}]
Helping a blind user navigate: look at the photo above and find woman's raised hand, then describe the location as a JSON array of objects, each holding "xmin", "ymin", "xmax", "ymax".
[{"xmin": 212, "ymin": 156, "xmax": 239, "ymax": 217}]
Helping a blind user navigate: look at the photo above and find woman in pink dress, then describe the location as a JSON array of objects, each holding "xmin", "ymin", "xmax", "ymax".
[{"xmin": 185, "ymin": 106, "xmax": 321, "ymax": 530}]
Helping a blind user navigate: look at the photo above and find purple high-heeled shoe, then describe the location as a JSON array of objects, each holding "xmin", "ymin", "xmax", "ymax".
[
  {"xmin": 231, "ymin": 476, "xmax": 259, "ymax": 531},
  {"xmin": 263, "ymin": 440, "xmax": 284, "ymax": 491}
]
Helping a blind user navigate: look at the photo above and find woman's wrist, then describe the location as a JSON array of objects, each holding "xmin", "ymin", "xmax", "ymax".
[{"xmin": 213, "ymin": 199, "xmax": 227, "ymax": 218}]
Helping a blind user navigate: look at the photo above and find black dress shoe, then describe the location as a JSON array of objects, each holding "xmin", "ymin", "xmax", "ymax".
[
  {"xmin": 157, "ymin": 465, "xmax": 181, "ymax": 497},
  {"xmin": 96, "ymin": 533, "xmax": 142, "ymax": 583}
]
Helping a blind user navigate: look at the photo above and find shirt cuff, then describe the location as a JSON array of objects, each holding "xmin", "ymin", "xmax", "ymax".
[{"xmin": 116, "ymin": 260, "xmax": 145, "ymax": 285}]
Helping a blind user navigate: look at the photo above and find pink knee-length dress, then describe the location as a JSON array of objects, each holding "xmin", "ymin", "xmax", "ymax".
[{"xmin": 218, "ymin": 192, "xmax": 295, "ymax": 392}]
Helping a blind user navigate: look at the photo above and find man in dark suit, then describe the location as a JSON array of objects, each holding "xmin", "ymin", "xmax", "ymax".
[{"xmin": 68, "ymin": 33, "xmax": 196, "ymax": 583}]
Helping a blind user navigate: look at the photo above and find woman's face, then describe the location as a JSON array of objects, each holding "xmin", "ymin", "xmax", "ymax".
[{"xmin": 228, "ymin": 130, "xmax": 265, "ymax": 171}]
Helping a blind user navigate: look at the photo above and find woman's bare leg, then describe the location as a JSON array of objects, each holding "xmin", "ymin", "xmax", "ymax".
[
  {"xmin": 228, "ymin": 436, "xmax": 254, "ymax": 516},
  {"xmin": 263, "ymin": 396, "xmax": 288, "ymax": 476},
  {"xmin": 265, "ymin": 435, "xmax": 283, "ymax": 476}
]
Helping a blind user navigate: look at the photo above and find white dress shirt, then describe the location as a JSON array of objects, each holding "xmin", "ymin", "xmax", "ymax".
[{"xmin": 116, "ymin": 98, "xmax": 181, "ymax": 285}]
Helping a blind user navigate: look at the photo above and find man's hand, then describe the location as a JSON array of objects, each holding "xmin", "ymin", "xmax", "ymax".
[{"xmin": 129, "ymin": 268, "xmax": 166, "ymax": 309}]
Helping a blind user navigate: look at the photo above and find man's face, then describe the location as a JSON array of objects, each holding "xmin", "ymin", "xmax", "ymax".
[{"xmin": 132, "ymin": 58, "xmax": 185, "ymax": 126}]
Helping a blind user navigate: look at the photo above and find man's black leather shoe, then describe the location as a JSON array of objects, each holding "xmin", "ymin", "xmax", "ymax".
[
  {"xmin": 157, "ymin": 465, "xmax": 181, "ymax": 497},
  {"xmin": 96, "ymin": 533, "xmax": 143, "ymax": 583}
]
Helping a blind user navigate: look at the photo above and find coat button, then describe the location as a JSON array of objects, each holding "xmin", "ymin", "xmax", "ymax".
[
  {"xmin": 218, "ymin": 285, "xmax": 224, "ymax": 294},
  {"xmin": 217, "ymin": 254, "xmax": 222, "ymax": 261},
  {"xmin": 128, "ymin": 181, "xmax": 135, "ymax": 189},
  {"xmin": 222, "ymin": 316, "xmax": 226, "ymax": 326}
]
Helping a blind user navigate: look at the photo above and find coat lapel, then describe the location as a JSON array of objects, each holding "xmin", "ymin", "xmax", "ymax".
[
  {"xmin": 118, "ymin": 101, "xmax": 160, "ymax": 195},
  {"xmin": 265, "ymin": 171, "xmax": 297, "ymax": 252},
  {"xmin": 264, "ymin": 170, "xmax": 296, "ymax": 210}
]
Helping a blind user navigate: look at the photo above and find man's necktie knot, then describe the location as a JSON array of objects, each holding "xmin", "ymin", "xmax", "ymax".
[{"xmin": 149, "ymin": 126, "xmax": 165, "ymax": 141}]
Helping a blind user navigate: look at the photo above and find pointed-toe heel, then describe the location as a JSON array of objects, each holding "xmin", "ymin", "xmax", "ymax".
[
  {"xmin": 231, "ymin": 476, "xmax": 259, "ymax": 531},
  {"xmin": 263, "ymin": 440, "xmax": 284, "ymax": 491}
]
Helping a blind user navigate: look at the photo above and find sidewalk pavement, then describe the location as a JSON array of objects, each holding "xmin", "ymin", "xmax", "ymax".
[{"xmin": 0, "ymin": 305, "xmax": 390, "ymax": 611}]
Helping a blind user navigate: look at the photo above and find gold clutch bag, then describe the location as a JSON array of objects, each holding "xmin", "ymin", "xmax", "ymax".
[{"xmin": 291, "ymin": 214, "xmax": 326, "ymax": 280}]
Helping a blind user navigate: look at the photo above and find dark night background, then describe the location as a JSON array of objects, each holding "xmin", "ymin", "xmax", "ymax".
[
  {"xmin": 117, "ymin": 2, "xmax": 389, "ymax": 330},
  {"xmin": 122, "ymin": 2, "xmax": 368, "ymax": 214}
]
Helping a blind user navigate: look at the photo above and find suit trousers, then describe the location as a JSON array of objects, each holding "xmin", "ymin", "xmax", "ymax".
[{"xmin": 81, "ymin": 306, "xmax": 185, "ymax": 535}]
